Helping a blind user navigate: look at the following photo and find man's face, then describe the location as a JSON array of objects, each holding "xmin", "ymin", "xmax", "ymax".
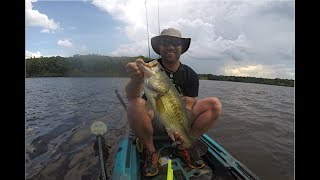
[{"xmin": 158, "ymin": 37, "xmax": 182, "ymax": 63}]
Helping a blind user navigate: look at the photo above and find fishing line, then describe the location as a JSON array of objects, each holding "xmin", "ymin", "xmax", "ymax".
[
  {"xmin": 157, "ymin": 0, "xmax": 161, "ymax": 59},
  {"xmin": 145, "ymin": 0, "xmax": 151, "ymax": 59},
  {"xmin": 158, "ymin": 0, "xmax": 160, "ymax": 35}
]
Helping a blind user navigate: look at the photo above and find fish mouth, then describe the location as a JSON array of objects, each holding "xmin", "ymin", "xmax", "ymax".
[
  {"xmin": 145, "ymin": 60, "xmax": 159, "ymax": 68},
  {"xmin": 136, "ymin": 60, "xmax": 170, "ymax": 94},
  {"xmin": 136, "ymin": 60, "xmax": 159, "ymax": 78}
]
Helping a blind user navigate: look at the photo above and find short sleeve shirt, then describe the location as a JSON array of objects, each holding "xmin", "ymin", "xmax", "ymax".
[{"xmin": 142, "ymin": 58, "xmax": 199, "ymax": 100}]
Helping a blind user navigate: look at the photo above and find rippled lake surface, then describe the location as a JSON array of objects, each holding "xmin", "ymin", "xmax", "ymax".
[{"xmin": 25, "ymin": 77, "xmax": 294, "ymax": 180}]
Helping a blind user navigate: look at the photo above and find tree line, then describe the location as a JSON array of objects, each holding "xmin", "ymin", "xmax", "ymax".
[
  {"xmin": 26, "ymin": 54, "xmax": 140, "ymax": 77},
  {"xmin": 198, "ymin": 74, "xmax": 294, "ymax": 87},
  {"xmin": 26, "ymin": 54, "xmax": 294, "ymax": 87}
]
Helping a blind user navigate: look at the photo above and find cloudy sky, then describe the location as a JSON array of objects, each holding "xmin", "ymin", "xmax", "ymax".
[{"xmin": 26, "ymin": 0, "xmax": 295, "ymax": 80}]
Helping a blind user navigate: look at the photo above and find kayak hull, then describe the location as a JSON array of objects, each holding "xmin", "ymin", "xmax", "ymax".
[{"xmin": 112, "ymin": 133, "xmax": 259, "ymax": 180}]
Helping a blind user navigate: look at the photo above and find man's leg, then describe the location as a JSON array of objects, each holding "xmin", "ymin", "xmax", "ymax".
[
  {"xmin": 173, "ymin": 97, "xmax": 222, "ymax": 169},
  {"xmin": 126, "ymin": 97, "xmax": 159, "ymax": 176},
  {"xmin": 184, "ymin": 97, "xmax": 222, "ymax": 138},
  {"xmin": 127, "ymin": 97, "xmax": 155, "ymax": 152}
]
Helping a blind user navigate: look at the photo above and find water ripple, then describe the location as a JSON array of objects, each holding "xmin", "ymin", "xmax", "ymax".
[{"xmin": 25, "ymin": 78, "xmax": 293, "ymax": 180}]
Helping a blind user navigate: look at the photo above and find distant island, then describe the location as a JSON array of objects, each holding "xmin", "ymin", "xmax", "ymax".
[{"xmin": 26, "ymin": 54, "xmax": 294, "ymax": 87}]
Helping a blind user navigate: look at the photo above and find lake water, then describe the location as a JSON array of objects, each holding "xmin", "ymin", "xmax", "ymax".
[{"xmin": 25, "ymin": 77, "xmax": 294, "ymax": 180}]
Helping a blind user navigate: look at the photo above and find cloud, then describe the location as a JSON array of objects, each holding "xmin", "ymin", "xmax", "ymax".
[
  {"xmin": 25, "ymin": 50, "xmax": 42, "ymax": 59},
  {"xmin": 25, "ymin": 0, "xmax": 60, "ymax": 33},
  {"xmin": 57, "ymin": 39, "xmax": 73, "ymax": 48},
  {"xmin": 224, "ymin": 62, "xmax": 294, "ymax": 80},
  {"xmin": 40, "ymin": 29, "xmax": 50, "ymax": 33},
  {"xmin": 225, "ymin": 64, "xmax": 271, "ymax": 77},
  {"xmin": 110, "ymin": 41, "xmax": 145, "ymax": 57},
  {"xmin": 56, "ymin": 39, "xmax": 88, "ymax": 57},
  {"xmin": 92, "ymin": 0, "xmax": 294, "ymax": 79}
]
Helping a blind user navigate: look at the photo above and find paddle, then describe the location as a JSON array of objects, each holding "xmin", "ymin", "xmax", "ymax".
[{"xmin": 91, "ymin": 121, "xmax": 108, "ymax": 180}]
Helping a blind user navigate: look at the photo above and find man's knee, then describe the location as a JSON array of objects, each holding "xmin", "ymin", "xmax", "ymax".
[
  {"xmin": 207, "ymin": 97, "xmax": 222, "ymax": 113},
  {"xmin": 126, "ymin": 98, "xmax": 154, "ymax": 122},
  {"xmin": 127, "ymin": 98, "xmax": 146, "ymax": 112},
  {"xmin": 195, "ymin": 97, "xmax": 222, "ymax": 113},
  {"xmin": 128, "ymin": 97, "xmax": 146, "ymax": 106}
]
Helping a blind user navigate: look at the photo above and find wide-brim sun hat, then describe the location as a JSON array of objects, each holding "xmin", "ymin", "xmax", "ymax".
[{"xmin": 151, "ymin": 28, "xmax": 191, "ymax": 55}]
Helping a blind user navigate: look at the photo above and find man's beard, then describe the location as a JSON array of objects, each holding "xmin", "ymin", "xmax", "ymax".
[{"xmin": 162, "ymin": 51, "xmax": 181, "ymax": 63}]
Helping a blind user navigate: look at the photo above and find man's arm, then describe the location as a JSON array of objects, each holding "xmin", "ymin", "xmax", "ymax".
[{"xmin": 125, "ymin": 78, "xmax": 143, "ymax": 100}]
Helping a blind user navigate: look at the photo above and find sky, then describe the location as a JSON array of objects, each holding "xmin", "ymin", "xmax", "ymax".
[{"xmin": 25, "ymin": 0, "xmax": 295, "ymax": 80}]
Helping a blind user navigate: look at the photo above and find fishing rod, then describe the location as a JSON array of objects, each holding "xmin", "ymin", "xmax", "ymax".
[
  {"xmin": 115, "ymin": 89, "xmax": 128, "ymax": 111},
  {"xmin": 157, "ymin": 0, "xmax": 161, "ymax": 59},
  {"xmin": 91, "ymin": 121, "xmax": 109, "ymax": 180},
  {"xmin": 144, "ymin": 0, "xmax": 151, "ymax": 59},
  {"xmin": 115, "ymin": 89, "xmax": 127, "ymax": 111},
  {"xmin": 144, "ymin": 0, "xmax": 162, "ymax": 59},
  {"xmin": 157, "ymin": 0, "xmax": 160, "ymax": 35}
]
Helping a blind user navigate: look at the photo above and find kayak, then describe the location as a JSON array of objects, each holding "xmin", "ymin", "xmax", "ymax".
[{"xmin": 111, "ymin": 133, "xmax": 260, "ymax": 180}]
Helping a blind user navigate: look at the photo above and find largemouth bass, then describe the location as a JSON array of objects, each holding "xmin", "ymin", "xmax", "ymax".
[{"xmin": 136, "ymin": 59, "xmax": 195, "ymax": 148}]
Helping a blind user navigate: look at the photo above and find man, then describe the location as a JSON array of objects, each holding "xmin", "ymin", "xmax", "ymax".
[{"xmin": 125, "ymin": 28, "xmax": 222, "ymax": 177}]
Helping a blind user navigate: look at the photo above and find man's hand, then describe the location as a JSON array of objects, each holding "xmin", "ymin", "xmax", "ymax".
[
  {"xmin": 172, "ymin": 131, "xmax": 187, "ymax": 150},
  {"xmin": 126, "ymin": 58, "xmax": 145, "ymax": 81},
  {"xmin": 173, "ymin": 131, "xmax": 184, "ymax": 143},
  {"xmin": 124, "ymin": 58, "xmax": 145, "ymax": 100}
]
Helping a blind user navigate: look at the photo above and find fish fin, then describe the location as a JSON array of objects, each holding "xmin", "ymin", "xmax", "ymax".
[
  {"xmin": 155, "ymin": 94, "xmax": 165, "ymax": 114},
  {"xmin": 145, "ymin": 100, "xmax": 153, "ymax": 112},
  {"xmin": 180, "ymin": 97, "xmax": 196, "ymax": 128},
  {"xmin": 185, "ymin": 108, "xmax": 196, "ymax": 128},
  {"xmin": 189, "ymin": 139, "xmax": 208, "ymax": 157},
  {"xmin": 165, "ymin": 128, "xmax": 184, "ymax": 148},
  {"xmin": 180, "ymin": 95, "xmax": 187, "ymax": 108},
  {"xmin": 165, "ymin": 127, "xmax": 175, "ymax": 141}
]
